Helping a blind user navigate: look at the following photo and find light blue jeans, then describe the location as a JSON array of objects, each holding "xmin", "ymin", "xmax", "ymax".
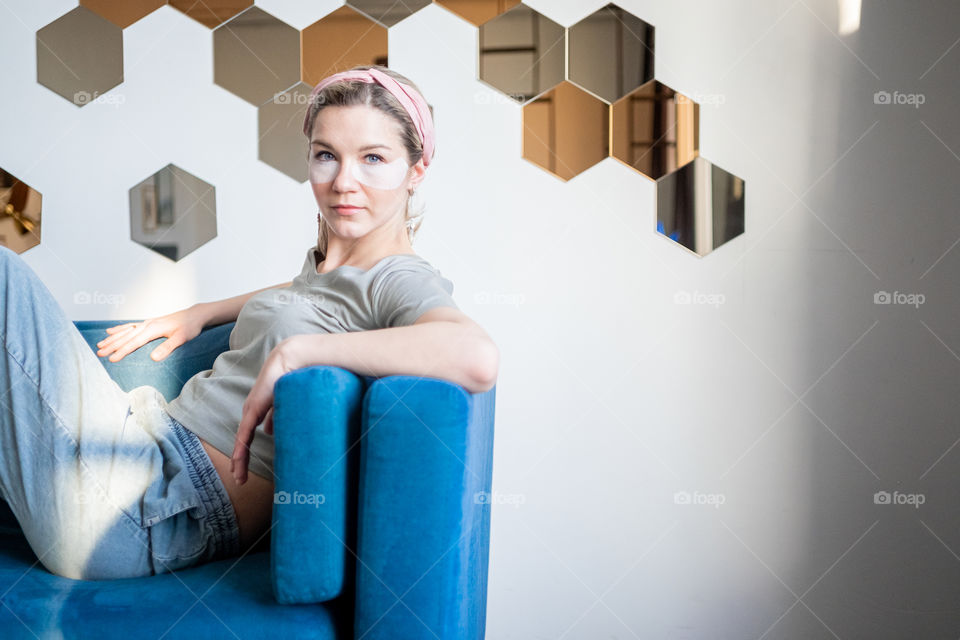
[{"xmin": 0, "ymin": 245, "xmax": 240, "ymax": 580}]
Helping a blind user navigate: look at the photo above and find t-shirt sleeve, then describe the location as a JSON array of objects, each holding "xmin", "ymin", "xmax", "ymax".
[{"xmin": 373, "ymin": 265, "xmax": 459, "ymax": 328}]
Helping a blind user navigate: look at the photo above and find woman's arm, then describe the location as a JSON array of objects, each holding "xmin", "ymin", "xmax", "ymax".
[
  {"xmin": 231, "ymin": 306, "xmax": 498, "ymax": 484},
  {"xmin": 97, "ymin": 280, "xmax": 294, "ymax": 362},
  {"xmin": 280, "ymin": 306, "xmax": 499, "ymax": 394},
  {"xmin": 194, "ymin": 281, "xmax": 292, "ymax": 327}
]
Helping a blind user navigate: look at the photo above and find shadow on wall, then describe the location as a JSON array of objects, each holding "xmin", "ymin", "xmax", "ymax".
[{"xmin": 795, "ymin": 1, "xmax": 960, "ymax": 638}]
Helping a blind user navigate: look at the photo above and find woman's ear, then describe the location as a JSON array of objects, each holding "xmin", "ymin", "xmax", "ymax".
[{"xmin": 407, "ymin": 158, "xmax": 426, "ymax": 192}]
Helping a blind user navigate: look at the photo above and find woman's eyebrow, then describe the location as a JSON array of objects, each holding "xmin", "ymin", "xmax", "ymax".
[{"xmin": 310, "ymin": 140, "xmax": 390, "ymax": 151}]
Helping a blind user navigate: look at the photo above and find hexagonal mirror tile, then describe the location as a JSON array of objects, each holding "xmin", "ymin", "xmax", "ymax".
[
  {"xmin": 213, "ymin": 6, "xmax": 300, "ymax": 106},
  {"xmin": 128, "ymin": 164, "xmax": 217, "ymax": 262},
  {"xmin": 79, "ymin": 0, "xmax": 166, "ymax": 29},
  {"xmin": 0, "ymin": 168, "xmax": 42, "ymax": 254},
  {"xmin": 568, "ymin": 3, "xmax": 654, "ymax": 103},
  {"xmin": 479, "ymin": 4, "xmax": 565, "ymax": 104},
  {"xmin": 611, "ymin": 80, "xmax": 699, "ymax": 181},
  {"xmin": 301, "ymin": 6, "xmax": 388, "ymax": 87},
  {"xmin": 259, "ymin": 82, "xmax": 314, "ymax": 182},
  {"xmin": 435, "ymin": 0, "xmax": 522, "ymax": 26},
  {"xmin": 170, "ymin": 0, "xmax": 253, "ymax": 29},
  {"xmin": 36, "ymin": 6, "xmax": 123, "ymax": 107},
  {"xmin": 522, "ymin": 81, "xmax": 609, "ymax": 181},
  {"xmin": 656, "ymin": 156, "xmax": 745, "ymax": 256},
  {"xmin": 347, "ymin": 0, "xmax": 432, "ymax": 28}
]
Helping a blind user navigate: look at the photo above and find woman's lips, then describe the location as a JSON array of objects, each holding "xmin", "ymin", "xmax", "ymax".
[{"xmin": 333, "ymin": 205, "xmax": 362, "ymax": 215}]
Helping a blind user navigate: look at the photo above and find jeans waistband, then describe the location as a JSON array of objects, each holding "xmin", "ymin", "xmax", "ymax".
[{"xmin": 168, "ymin": 416, "xmax": 241, "ymax": 562}]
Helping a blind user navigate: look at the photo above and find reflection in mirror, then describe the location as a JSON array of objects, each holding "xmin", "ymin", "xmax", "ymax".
[
  {"xmin": 523, "ymin": 81, "xmax": 608, "ymax": 181},
  {"xmin": 36, "ymin": 6, "xmax": 123, "ymax": 107},
  {"xmin": 656, "ymin": 156, "xmax": 745, "ymax": 256},
  {"xmin": 169, "ymin": 0, "xmax": 253, "ymax": 28},
  {"xmin": 259, "ymin": 82, "xmax": 314, "ymax": 182},
  {"xmin": 79, "ymin": 0, "xmax": 166, "ymax": 29},
  {"xmin": 568, "ymin": 3, "xmax": 654, "ymax": 103},
  {"xmin": 213, "ymin": 6, "xmax": 300, "ymax": 106},
  {"xmin": 611, "ymin": 80, "xmax": 699, "ymax": 180},
  {"xmin": 128, "ymin": 164, "xmax": 217, "ymax": 262},
  {"xmin": 435, "ymin": 0, "xmax": 522, "ymax": 27},
  {"xmin": 302, "ymin": 5, "xmax": 388, "ymax": 86},
  {"xmin": 479, "ymin": 4, "xmax": 565, "ymax": 103},
  {"xmin": 0, "ymin": 169, "xmax": 42, "ymax": 254},
  {"xmin": 347, "ymin": 0, "xmax": 432, "ymax": 27}
]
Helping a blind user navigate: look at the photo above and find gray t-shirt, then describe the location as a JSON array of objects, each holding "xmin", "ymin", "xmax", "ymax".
[{"xmin": 165, "ymin": 245, "xmax": 459, "ymax": 480}]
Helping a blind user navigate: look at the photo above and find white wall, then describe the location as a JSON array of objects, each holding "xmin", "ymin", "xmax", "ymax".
[{"xmin": 2, "ymin": 1, "xmax": 959, "ymax": 638}]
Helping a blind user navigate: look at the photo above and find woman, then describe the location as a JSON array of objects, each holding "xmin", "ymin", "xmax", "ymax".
[{"xmin": 0, "ymin": 65, "xmax": 498, "ymax": 580}]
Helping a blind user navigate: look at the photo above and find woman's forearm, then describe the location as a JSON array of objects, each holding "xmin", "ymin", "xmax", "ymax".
[
  {"xmin": 194, "ymin": 282, "xmax": 292, "ymax": 327},
  {"xmin": 283, "ymin": 322, "xmax": 498, "ymax": 394}
]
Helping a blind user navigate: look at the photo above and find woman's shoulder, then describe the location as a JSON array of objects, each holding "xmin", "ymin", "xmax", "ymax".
[{"xmin": 370, "ymin": 253, "xmax": 443, "ymax": 279}]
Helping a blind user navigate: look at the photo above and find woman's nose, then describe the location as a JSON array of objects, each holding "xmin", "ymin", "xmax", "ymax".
[{"xmin": 332, "ymin": 159, "xmax": 360, "ymax": 190}]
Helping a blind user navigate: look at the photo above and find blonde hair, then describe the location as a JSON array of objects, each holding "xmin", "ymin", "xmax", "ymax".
[{"xmin": 304, "ymin": 64, "xmax": 435, "ymax": 261}]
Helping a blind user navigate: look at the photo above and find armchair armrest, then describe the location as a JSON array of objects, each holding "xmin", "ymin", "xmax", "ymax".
[
  {"xmin": 270, "ymin": 365, "xmax": 365, "ymax": 604},
  {"xmin": 354, "ymin": 376, "xmax": 497, "ymax": 640},
  {"xmin": 73, "ymin": 320, "xmax": 234, "ymax": 401}
]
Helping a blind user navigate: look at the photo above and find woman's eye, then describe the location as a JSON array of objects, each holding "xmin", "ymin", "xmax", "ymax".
[
  {"xmin": 366, "ymin": 154, "xmax": 384, "ymax": 164},
  {"xmin": 314, "ymin": 151, "xmax": 334, "ymax": 161}
]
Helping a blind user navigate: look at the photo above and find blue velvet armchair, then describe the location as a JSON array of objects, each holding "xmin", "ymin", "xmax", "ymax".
[{"xmin": 0, "ymin": 320, "xmax": 497, "ymax": 639}]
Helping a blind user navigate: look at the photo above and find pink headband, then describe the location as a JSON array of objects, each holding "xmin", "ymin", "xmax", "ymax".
[{"xmin": 302, "ymin": 68, "xmax": 435, "ymax": 168}]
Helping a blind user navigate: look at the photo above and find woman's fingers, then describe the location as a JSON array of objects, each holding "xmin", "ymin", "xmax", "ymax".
[
  {"xmin": 106, "ymin": 325, "xmax": 156, "ymax": 362},
  {"xmin": 108, "ymin": 336, "xmax": 146, "ymax": 362},
  {"xmin": 97, "ymin": 326, "xmax": 141, "ymax": 358},
  {"xmin": 150, "ymin": 337, "xmax": 182, "ymax": 361},
  {"xmin": 263, "ymin": 407, "xmax": 274, "ymax": 436},
  {"xmin": 97, "ymin": 325, "xmax": 135, "ymax": 349}
]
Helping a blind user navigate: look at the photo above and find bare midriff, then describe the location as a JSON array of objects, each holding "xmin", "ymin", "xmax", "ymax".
[{"xmin": 199, "ymin": 437, "xmax": 275, "ymax": 554}]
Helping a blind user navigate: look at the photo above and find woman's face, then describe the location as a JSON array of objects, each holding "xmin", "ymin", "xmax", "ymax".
[{"xmin": 309, "ymin": 104, "xmax": 425, "ymax": 245}]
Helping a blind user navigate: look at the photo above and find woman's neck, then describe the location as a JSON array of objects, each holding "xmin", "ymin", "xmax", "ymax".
[{"xmin": 316, "ymin": 239, "xmax": 415, "ymax": 274}]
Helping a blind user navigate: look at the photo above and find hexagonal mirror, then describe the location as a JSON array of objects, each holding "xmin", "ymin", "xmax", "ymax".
[
  {"xmin": 0, "ymin": 169, "xmax": 42, "ymax": 254},
  {"xmin": 611, "ymin": 80, "xmax": 699, "ymax": 181},
  {"xmin": 79, "ymin": 0, "xmax": 166, "ymax": 29},
  {"xmin": 522, "ymin": 81, "xmax": 608, "ymax": 181},
  {"xmin": 259, "ymin": 82, "xmax": 314, "ymax": 182},
  {"xmin": 169, "ymin": 0, "xmax": 253, "ymax": 28},
  {"xmin": 128, "ymin": 164, "xmax": 217, "ymax": 262},
  {"xmin": 213, "ymin": 6, "xmax": 300, "ymax": 106},
  {"xmin": 302, "ymin": 6, "xmax": 388, "ymax": 87},
  {"xmin": 347, "ymin": 0, "xmax": 432, "ymax": 28},
  {"xmin": 568, "ymin": 3, "xmax": 654, "ymax": 103},
  {"xmin": 36, "ymin": 6, "xmax": 123, "ymax": 106},
  {"xmin": 656, "ymin": 156, "xmax": 745, "ymax": 256},
  {"xmin": 435, "ymin": 0, "xmax": 523, "ymax": 26},
  {"xmin": 479, "ymin": 4, "xmax": 565, "ymax": 104}
]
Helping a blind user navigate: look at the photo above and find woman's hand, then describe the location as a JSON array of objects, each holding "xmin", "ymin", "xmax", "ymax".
[
  {"xmin": 230, "ymin": 339, "xmax": 299, "ymax": 486},
  {"xmin": 96, "ymin": 305, "xmax": 208, "ymax": 363}
]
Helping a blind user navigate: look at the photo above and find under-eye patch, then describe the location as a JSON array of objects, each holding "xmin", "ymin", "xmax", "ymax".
[{"xmin": 309, "ymin": 154, "xmax": 410, "ymax": 190}]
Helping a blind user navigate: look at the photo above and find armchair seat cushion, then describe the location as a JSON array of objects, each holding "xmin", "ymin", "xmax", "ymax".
[{"xmin": 0, "ymin": 514, "xmax": 349, "ymax": 639}]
